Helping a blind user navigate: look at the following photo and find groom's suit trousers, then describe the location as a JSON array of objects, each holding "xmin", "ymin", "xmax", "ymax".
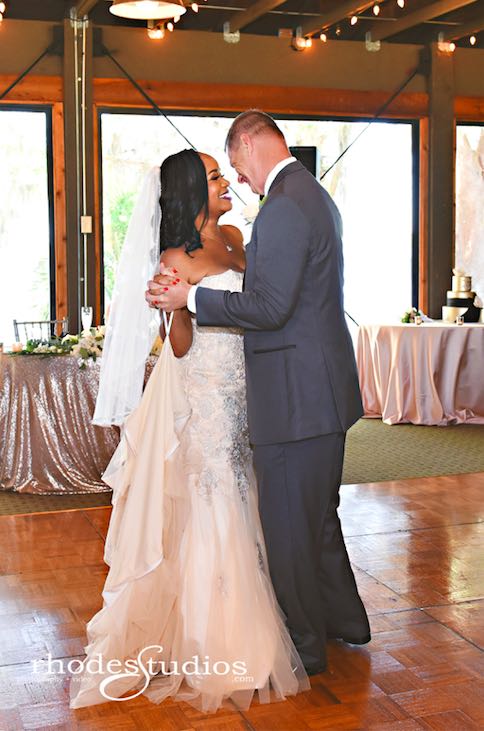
[{"xmin": 252, "ymin": 431, "xmax": 370, "ymax": 672}]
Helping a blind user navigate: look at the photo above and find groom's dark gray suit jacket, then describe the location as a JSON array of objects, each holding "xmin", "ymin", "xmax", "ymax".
[{"xmin": 195, "ymin": 160, "xmax": 363, "ymax": 446}]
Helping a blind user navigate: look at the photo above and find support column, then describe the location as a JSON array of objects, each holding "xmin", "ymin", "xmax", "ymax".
[
  {"xmin": 63, "ymin": 15, "xmax": 96, "ymax": 334},
  {"xmin": 426, "ymin": 43, "xmax": 455, "ymax": 319}
]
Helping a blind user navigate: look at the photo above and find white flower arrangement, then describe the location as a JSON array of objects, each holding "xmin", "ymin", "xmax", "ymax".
[
  {"xmin": 71, "ymin": 326, "xmax": 105, "ymax": 369},
  {"xmin": 8, "ymin": 326, "xmax": 105, "ymax": 369}
]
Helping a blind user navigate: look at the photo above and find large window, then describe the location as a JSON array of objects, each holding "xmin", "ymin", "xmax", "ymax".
[
  {"xmin": 0, "ymin": 107, "xmax": 53, "ymax": 347},
  {"xmin": 278, "ymin": 118, "xmax": 415, "ymax": 326},
  {"xmin": 456, "ymin": 124, "xmax": 484, "ymax": 303},
  {"xmin": 100, "ymin": 112, "xmax": 415, "ymax": 326},
  {"xmin": 100, "ymin": 112, "xmax": 254, "ymax": 316}
]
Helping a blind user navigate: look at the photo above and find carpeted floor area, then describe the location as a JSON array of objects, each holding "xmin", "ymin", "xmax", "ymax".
[
  {"xmin": 1, "ymin": 419, "xmax": 483, "ymax": 516},
  {"xmin": 342, "ymin": 418, "xmax": 484, "ymax": 485}
]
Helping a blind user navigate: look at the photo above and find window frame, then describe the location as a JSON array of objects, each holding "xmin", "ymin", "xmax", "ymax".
[{"xmin": 97, "ymin": 107, "xmax": 420, "ymax": 316}]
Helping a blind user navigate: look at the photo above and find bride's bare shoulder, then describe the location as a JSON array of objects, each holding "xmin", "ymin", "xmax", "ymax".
[
  {"xmin": 221, "ymin": 225, "xmax": 244, "ymax": 249},
  {"xmin": 160, "ymin": 247, "xmax": 203, "ymax": 285}
]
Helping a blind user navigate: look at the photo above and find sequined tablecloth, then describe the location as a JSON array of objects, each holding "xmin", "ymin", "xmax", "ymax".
[
  {"xmin": 0, "ymin": 354, "xmax": 157, "ymax": 494},
  {"xmin": 357, "ymin": 323, "xmax": 484, "ymax": 425}
]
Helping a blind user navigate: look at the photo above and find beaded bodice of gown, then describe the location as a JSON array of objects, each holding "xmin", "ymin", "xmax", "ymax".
[{"xmin": 175, "ymin": 267, "xmax": 252, "ymax": 503}]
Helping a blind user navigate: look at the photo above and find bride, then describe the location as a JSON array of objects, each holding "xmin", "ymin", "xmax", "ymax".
[{"xmin": 69, "ymin": 149, "xmax": 310, "ymax": 712}]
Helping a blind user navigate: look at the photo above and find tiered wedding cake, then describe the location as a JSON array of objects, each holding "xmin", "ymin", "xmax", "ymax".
[{"xmin": 442, "ymin": 270, "xmax": 482, "ymax": 323}]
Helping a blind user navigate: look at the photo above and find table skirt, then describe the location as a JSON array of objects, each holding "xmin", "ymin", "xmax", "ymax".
[
  {"xmin": 0, "ymin": 354, "xmax": 156, "ymax": 494},
  {"xmin": 357, "ymin": 324, "xmax": 484, "ymax": 426}
]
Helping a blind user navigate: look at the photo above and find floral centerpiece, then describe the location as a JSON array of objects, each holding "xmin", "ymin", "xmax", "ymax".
[
  {"xmin": 69, "ymin": 326, "xmax": 105, "ymax": 369},
  {"xmin": 7, "ymin": 324, "xmax": 163, "ymax": 367},
  {"xmin": 8, "ymin": 326, "xmax": 106, "ymax": 369},
  {"xmin": 401, "ymin": 307, "xmax": 424, "ymax": 323}
]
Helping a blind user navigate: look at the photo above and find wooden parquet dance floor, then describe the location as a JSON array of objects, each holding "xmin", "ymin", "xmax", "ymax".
[{"xmin": 0, "ymin": 472, "xmax": 482, "ymax": 731}]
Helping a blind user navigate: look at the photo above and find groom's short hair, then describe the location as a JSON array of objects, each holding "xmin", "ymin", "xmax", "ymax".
[{"xmin": 225, "ymin": 110, "xmax": 285, "ymax": 151}]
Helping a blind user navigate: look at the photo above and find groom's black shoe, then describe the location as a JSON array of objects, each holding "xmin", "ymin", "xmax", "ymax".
[{"xmin": 327, "ymin": 633, "xmax": 371, "ymax": 645}]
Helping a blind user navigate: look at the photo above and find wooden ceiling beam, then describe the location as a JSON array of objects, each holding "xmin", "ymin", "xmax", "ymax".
[
  {"xmin": 299, "ymin": 1, "xmax": 376, "ymax": 38},
  {"xmin": 75, "ymin": 0, "xmax": 101, "ymax": 17},
  {"xmin": 226, "ymin": 0, "xmax": 288, "ymax": 34},
  {"xmin": 442, "ymin": 10, "xmax": 484, "ymax": 40},
  {"xmin": 365, "ymin": 0, "xmax": 478, "ymax": 42}
]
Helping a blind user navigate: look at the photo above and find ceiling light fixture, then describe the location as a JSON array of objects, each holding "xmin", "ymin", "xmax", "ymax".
[
  {"xmin": 291, "ymin": 26, "xmax": 310, "ymax": 51},
  {"xmin": 110, "ymin": 0, "xmax": 186, "ymax": 21},
  {"xmin": 147, "ymin": 27, "xmax": 164, "ymax": 38},
  {"xmin": 147, "ymin": 19, "xmax": 165, "ymax": 38},
  {"xmin": 373, "ymin": 3, "xmax": 380, "ymax": 15},
  {"xmin": 397, "ymin": 0, "xmax": 405, "ymax": 7},
  {"xmin": 469, "ymin": 35, "xmax": 476, "ymax": 46},
  {"xmin": 437, "ymin": 35, "xmax": 455, "ymax": 53},
  {"xmin": 291, "ymin": 36, "xmax": 307, "ymax": 51},
  {"xmin": 351, "ymin": 15, "xmax": 358, "ymax": 26},
  {"xmin": 320, "ymin": 32, "xmax": 327, "ymax": 42}
]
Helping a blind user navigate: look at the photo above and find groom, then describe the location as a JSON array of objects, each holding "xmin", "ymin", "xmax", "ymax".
[{"xmin": 146, "ymin": 111, "xmax": 370, "ymax": 674}]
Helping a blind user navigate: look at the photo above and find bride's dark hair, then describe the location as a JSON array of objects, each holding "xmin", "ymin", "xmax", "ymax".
[{"xmin": 159, "ymin": 149, "xmax": 208, "ymax": 254}]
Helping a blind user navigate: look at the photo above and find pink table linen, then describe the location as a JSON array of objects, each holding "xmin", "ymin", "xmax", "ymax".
[{"xmin": 357, "ymin": 323, "xmax": 484, "ymax": 426}]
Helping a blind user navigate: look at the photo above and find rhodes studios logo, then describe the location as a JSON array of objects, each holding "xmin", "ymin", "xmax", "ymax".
[{"xmin": 34, "ymin": 645, "xmax": 251, "ymax": 701}]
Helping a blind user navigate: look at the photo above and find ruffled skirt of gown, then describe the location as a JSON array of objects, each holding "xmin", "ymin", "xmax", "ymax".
[{"xmin": 69, "ymin": 273, "xmax": 310, "ymax": 713}]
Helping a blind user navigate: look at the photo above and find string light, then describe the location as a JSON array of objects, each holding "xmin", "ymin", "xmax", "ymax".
[
  {"xmin": 174, "ymin": 14, "xmax": 180, "ymax": 22},
  {"xmin": 335, "ymin": 26, "xmax": 342, "ymax": 36},
  {"xmin": 449, "ymin": 42, "xmax": 455, "ymax": 51},
  {"xmin": 167, "ymin": 21, "xmax": 174, "ymax": 31},
  {"xmin": 373, "ymin": 4, "xmax": 380, "ymax": 15},
  {"xmin": 320, "ymin": 32, "xmax": 327, "ymax": 42},
  {"xmin": 0, "ymin": 2, "xmax": 5, "ymax": 13},
  {"xmin": 305, "ymin": 37, "xmax": 312, "ymax": 47},
  {"xmin": 470, "ymin": 35, "xmax": 476, "ymax": 46},
  {"xmin": 351, "ymin": 15, "xmax": 358, "ymax": 25},
  {"xmin": 397, "ymin": 0, "xmax": 405, "ymax": 7},
  {"xmin": 191, "ymin": 2, "xmax": 199, "ymax": 11}
]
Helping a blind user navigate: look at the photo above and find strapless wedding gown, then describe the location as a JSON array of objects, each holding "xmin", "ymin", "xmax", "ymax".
[{"xmin": 69, "ymin": 269, "xmax": 310, "ymax": 713}]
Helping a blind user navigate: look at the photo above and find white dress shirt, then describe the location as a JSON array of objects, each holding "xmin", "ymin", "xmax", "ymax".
[
  {"xmin": 263, "ymin": 156, "xmax": 297, "ymax": 197},
  {"xmin": 187, "ymin": 156, "xmax": 297, "ymax": 314}
]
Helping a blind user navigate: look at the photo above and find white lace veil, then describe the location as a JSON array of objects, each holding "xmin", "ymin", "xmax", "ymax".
[{"xmin": 93, "ymin": 167, "xmax": 163, "ymax": 427}]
